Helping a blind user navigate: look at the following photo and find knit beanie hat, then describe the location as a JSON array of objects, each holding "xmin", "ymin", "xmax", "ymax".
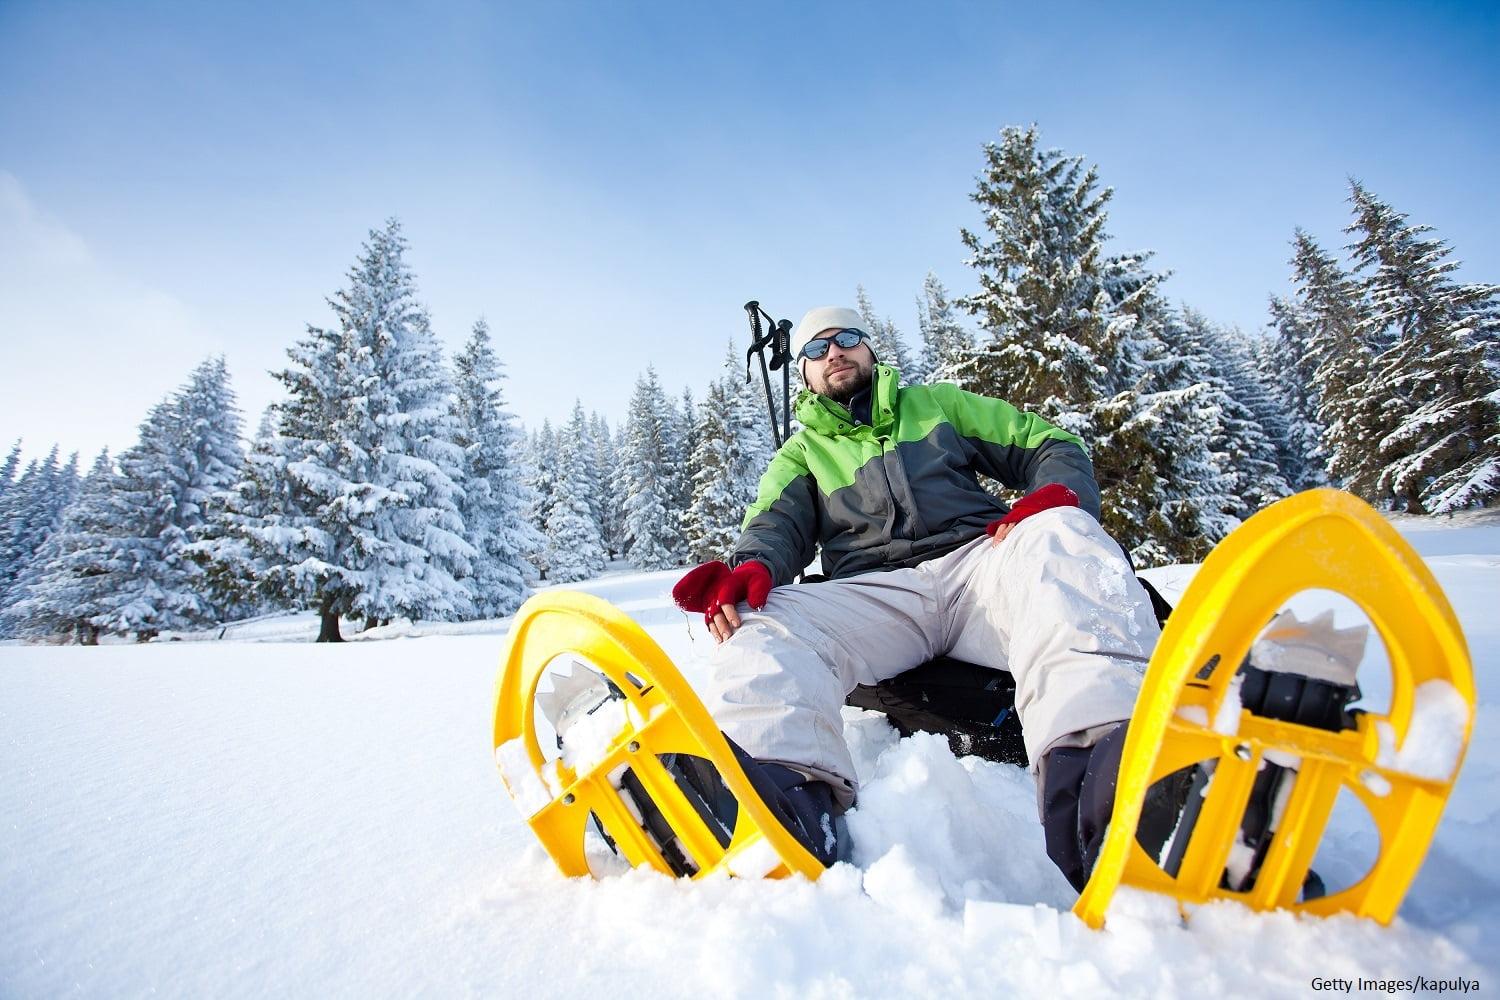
[{"xmin": 791, "ymin": 306, "xmax": 870, "ymax": 380}]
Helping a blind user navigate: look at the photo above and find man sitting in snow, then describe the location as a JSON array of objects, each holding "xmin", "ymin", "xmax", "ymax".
[{"xmin": 672, "ymin": 305, "xmax": 1160, "ymax": 890}]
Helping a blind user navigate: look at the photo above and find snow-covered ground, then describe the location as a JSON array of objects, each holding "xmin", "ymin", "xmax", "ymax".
[{"xmin": 3, "ymin": 518, "xmax": 1497, "ymax": 998}]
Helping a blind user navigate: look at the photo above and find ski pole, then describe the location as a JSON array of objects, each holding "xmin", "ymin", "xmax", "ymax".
[{"xmin": 744, "ymin": 301, "xmax": 788, "ymax": 449}]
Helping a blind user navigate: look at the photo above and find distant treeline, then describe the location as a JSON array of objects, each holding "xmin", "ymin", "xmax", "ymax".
[{"xmin": 2, "ymin": 125, "xmax": 1495, "ymax": 644}]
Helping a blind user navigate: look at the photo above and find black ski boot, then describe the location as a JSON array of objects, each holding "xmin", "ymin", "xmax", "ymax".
[
  {"xmin": 539, "ymin": 661, "xmax": 846, "ymax": 876},
  {"xmin": 602, "ymin": 744, "xmax": 847, "ymax": 876}
]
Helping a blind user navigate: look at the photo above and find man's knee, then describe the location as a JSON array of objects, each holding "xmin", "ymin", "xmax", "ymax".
[{"xmin": 1013, "ymin": 504, "xmax": 1118, "ymax": 550}]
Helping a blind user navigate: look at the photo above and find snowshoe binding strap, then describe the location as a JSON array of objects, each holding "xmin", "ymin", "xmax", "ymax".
[{"xmin": 1075, "ymin": 489, "xmax": 1475, "ymax": 929}]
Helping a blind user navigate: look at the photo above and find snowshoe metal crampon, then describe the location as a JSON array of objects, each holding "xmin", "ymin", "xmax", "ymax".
[
  {"xmin": 1075, "ymin": 489, "xmax": 1475, "ymax": 929},
  {"xmin": 492, "ymin": 590, "xmax": 826, "ymax": 881}
]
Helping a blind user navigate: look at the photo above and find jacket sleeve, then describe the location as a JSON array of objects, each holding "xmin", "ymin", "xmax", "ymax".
[
  {"xmin": 931, "ymin": 383, "xmax": 1102, "ymax": 520},
  {"xmin": 729, "ymin": 445, "xmax": 820, "ymax": 588}
]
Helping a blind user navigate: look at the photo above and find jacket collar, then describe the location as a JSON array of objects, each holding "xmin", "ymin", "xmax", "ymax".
[{"xmin": 794, "ymin": 365, "xmax": 900, "ymax": 437}]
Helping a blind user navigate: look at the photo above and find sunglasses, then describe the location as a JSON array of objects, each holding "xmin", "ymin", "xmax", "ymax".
[{"xmin": 799, "ymin": 328, "xmax": 868, "ymax": 361}]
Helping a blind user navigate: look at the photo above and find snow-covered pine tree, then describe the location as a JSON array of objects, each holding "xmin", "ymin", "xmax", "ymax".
[
  {"xmin": 1216, "ymin": 322, "xmax": 1304, "ymax": 494},
  {"xmin": 574, "ymin": 415, "xmax": 606, "ymax": 548},
  {"xmin": 685, "ymin": 343, "xmax": 777, "ymax": 563},
  {"xmin": 99, "ymin": 403, "xmax": 180, "ymax": 638},
  {"xmin": 0, "ymin": 447, "xmax": 80, "ymax": 632},
  {"xmin": 192, "ymin": 407, "xmax": 284, "ymax": 619},
  {"xmin": 672, "ymin": 387, "xmax": 700, "ymax": 548},
  {"xmin": 685, "ymin": 368, "xmax": 735, "ymax": 563},
  {"xmin": 78, "ymin": 358, "xmax": 246, "ymax": 640},
  {"xmin": 172, "ymin": 357, "xmax": 248, "ymax": 619},
  {"xmin": 955, "ymin": 125, "xmax": 1228, "ymax": 564},
  {"xmin": 954, "ymin": 126, "xmax": 1118, "ymax": 422},
  {"xmin": 452, "ymin": 318, "xmax": 540, "ymax": 618},
  {"xmin": 524, "ymin": 422, "xmax": 559, "ymax": 579},
  {"xmin": 2, "ymin": 450, "xmax": 120, "ymax": 643},
  {"xmin": 855, "ymin": 285, "xmax": 916, "ymax": 380},
  {"xmin": 251, "ymin": 220, "xmax": 475, "ymax": 640},
  {"xmin": 0, "ymin": 438, "xmax": 19, "ymax": 613},
  {"xmin": 916, "ymin": 273, "xmax": 974, "ymax": 385},
  {"xmin": 527, "ymin": 422, "xmax": 560, "ymax": 534},
  {"xmin": 0, "ymin": 449, "xmax": 44, "ymax": 608},
  {"xmin": 620, "ymin": 367, "xmax": 680, "ymax": 570},
  {"xmin": 590, "ymin": 412, "xmax": 624, "ymax": 559},
  {"xmin": 1264, "ymin": 291, "xmax": 1326, "ymax": 488},
  {"xmin": 1173, "ymin": 308, "xmax": 1291, "ymax": 517},
  {"xmin": 1108, "ymin": 290, "xmax": 1235, "ymax": 563},
  {"xmin": 544, "ymin": 401, "xmax": 607, "ymax": 583},
  {"xmin": 1284, "ymin": 229, "xmax": 1385, "ymax": 500},
  {"xmin": 1345, "ymin": 182, "xmax": 1500, "ymax": 512},
  {"xmin": 0, "ymin": 440, "xmax": 20, "ymax": 502}
]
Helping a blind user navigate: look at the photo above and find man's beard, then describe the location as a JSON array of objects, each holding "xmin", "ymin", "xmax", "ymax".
[{"xmin": 820, "ymin": 363, "xmax": 873, "ymax": 404}]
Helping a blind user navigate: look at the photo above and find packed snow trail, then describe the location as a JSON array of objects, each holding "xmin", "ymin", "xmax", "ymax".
[{"xmin": 2, "ymin": 518, "xmax": 1498, "ymax": 998}]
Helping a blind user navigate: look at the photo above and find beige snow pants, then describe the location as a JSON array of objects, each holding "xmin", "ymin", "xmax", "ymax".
[{"xmin": 704, "ymin": 507, "xmax": 1160, "ymax": 805}]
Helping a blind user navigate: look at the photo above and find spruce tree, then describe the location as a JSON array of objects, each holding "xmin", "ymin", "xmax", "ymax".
[
  {"xmin": 672, "ymin": 387, "xmax": 700, "ymax": 538},
  {"xmin": 956, "ymin": 127, "xmax": 1120, "ymax": 414},
  {"xmin": 1264, "ymin": 292, "xmax": 1327, "ymax": 488},
  {"xmin": 452, "ymin": 318, "xmax": 540, "ymax": 617},
  {"xmin": 193, "ymin": 407, "xmax": 284, "ymax": 619},
  {"xmin": 916, "ymin": 273, "xmax": 974, "ymax": 385},
  {"xmin": 171, "ymin": 356, "xmax": 248, "ymax": 621},
  {"xmin": 1112, "ymin": 294, "xmax": 1235, "ymax": 562},
  {"xmin": 3, "ymin": 451, "xmax": 119, "ymax": 643},
  {"xmin": 0, "ymin": 440, "xmax": 20, "ymax": 502},
  {"xmin": 955, "ymin": 125, "xmax": 1226, "ymax": 564},
  {"xmin": 77, "ymin": 358, "xmax": 246, "ymax": 640},
  {"xmin": 1173, "ymin": 308, "xmax": 1291, "ymax": 517},
  {"xmin": 1284, "ymin": 229, "xmax": 1387, "ymax": 499},
  {"xmin": 0, "ymin": 451, "xmax": 45, "ymax": 608},
  {"xmin": 620, "ymin": 367, "xmax": 680, "ymax": 570},
  {"xmin": 590, "ymin": 412, "xmax": 624, "ymax": 559},
  {"xmin": 525, "ymin": 422, "xmax": 559, "ymax": 579},
  {"xmin": 685, "ymin": 372, "xmax": 736, "ymax": 563},
  {"xmin": 0, "ymin": 447, "xmax": 81, "ymax": 631},
  {"xmin": 686, "ymin": 343, "xmax": 777, "ymax": 562},
  {"xmin": 1346, "ymin": 182, "xmax": 1500, "ymax": 512},
  {"xmin": 856, "ymin": 285, "xmax": 916, "ymax": 379},
  {"xmin": 1218, "ymin": 322, "xmax": 1304, "ymax": 493},
  {"xmin": 248, "ymin": 220, "xmax": 474, "ymax": 640},
  {"xmin": 544, "ymin": 402, "xmax": 607, "ymax": 583},
  {"xmin": 96, "ymin": 402, "xmax": 182, "ymax": 638}
]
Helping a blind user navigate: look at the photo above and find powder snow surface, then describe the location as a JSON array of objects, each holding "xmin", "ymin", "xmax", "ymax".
[{"xmin": 3, "ymin": 526, "xmax": 1498, "ymax": 998}]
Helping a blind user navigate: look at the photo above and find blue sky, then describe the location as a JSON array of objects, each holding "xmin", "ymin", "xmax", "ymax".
[{"xmin": 2, "ymin": 0, "xmax": 1496, "ymax": 464}]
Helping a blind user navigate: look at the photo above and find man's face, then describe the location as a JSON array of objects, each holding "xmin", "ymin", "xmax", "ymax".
[{"xmin": 804, "ymin": 328, "xmax": 875, "ymax": 404}]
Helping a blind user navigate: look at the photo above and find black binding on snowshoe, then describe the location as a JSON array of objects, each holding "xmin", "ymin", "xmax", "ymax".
[
  {"xmin": 1156, "ymin": 656, "xmax": 1362, "ymax": 899},
  {"xmin": 591, "ymin": 742, "xmax": 846, "ymax": 877}
]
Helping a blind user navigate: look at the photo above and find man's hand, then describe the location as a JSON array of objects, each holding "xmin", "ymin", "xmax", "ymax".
[
  {"xmin": 989, "ymin": 522, "xmax": 1016, "ymax": 545},
  {"xmin": 987, "ymin": 483, "xmax": 1079, "ymax": 546},
  {"xmin": 672, "ymin": 560, "xmax": 772, "ymax": 643}
]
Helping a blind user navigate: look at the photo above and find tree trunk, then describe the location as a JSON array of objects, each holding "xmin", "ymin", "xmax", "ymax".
[{"xmin": 316, "ymin": 594, "xmax": 344, "ymax": 643}]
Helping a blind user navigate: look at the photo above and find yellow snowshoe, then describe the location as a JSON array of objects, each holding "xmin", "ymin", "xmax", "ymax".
[
  {"xmin": 492, "ymin": 590, "xmax": 827, "ymax": 881},
  {"xmin": 1075, "ymin": 489, "xmax": 1475, "ymax": 928}
]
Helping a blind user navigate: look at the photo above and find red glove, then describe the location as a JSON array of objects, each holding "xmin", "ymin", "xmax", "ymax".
[
  {"xmin": 672, "ymin": 560, "xmax": 773, "ymax": 625},
  {"xmin": 986, "ymin": 483, "xmax": 1080, "ymax": 536}
]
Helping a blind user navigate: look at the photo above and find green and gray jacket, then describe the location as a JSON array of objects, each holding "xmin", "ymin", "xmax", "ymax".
[{"xmin": 730, "ymin": 365, "xmax": 1100, "ymax": 586}]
